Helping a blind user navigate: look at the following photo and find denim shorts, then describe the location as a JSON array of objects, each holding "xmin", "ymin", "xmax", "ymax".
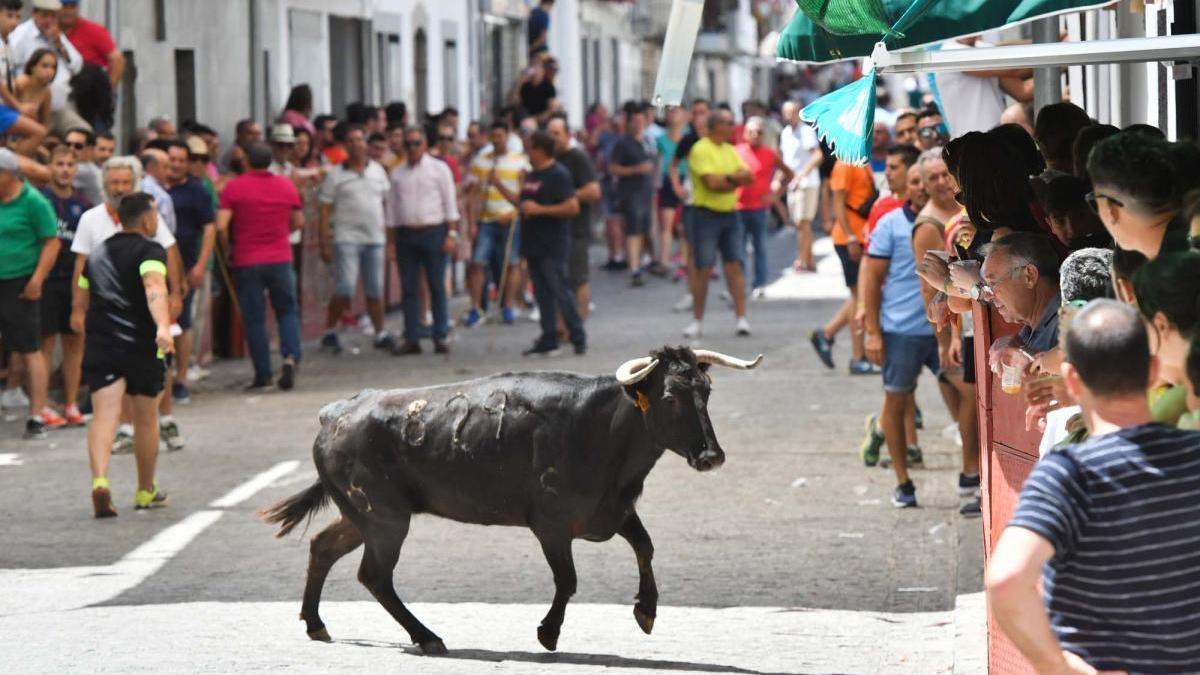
[
  {"xmin": 688, "ymin": 207, "xmax": 743, "ymax": 269},
  {"xmin": 334, "ymin": 242, "xmax": 385, "ymax": 299},
  {"xmin": 472, "ymin": 220, "xmax": 520, "ymax": 266},
  {"xmin": 882, "ymin": 332, "xmax": 940, "ymax": 394},
  {"xmin": 619, "ymin": 195, "xmax": 652, "ymax": 236}
]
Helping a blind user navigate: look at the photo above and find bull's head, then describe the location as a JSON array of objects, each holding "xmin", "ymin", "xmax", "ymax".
[{"xmin": 615, "ymin": 346, "xmax": 762, "ymax": 472}]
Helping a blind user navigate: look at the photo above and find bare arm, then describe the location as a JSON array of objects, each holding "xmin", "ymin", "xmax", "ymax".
[
  {"xmin": 166, "ymin": 245, "xmax": 183, "ymax": 317},
  {"xmin": 912, "ymin": 222, "xmax": 945, "ymax": 305},
  {"xmin": 832, "ymin": 190, "xmax": 851, "ymax": 240},
  {"xmin": 70, "ymin": 257, "xmax": 89, "ymax": 334},
  {"xmin": 142, "ymin": 271, "xmax": 174, "ymax": 355},
  {"xmin": 536, "ymin": 196, "xmax": 580, "ymax": 219},
  {"xmin": 576, "ymin": 180, "xmax": 601, "ymax": 203},
  {"xmin": 290, "ymin": 209, "xmax": 304, "ymax": 233},
  {"xmin": 860, "ymin": 257, "xmax": 888, "ymax": 336},
  {"xmin": 774, "ymin": 154, "xmax": 795, "ymax": 188},
  {"xmin": 16, "ymin": 153, "xmax": 50, "ymax": 185},
  {"xmin": 189, "ymin": 223, "xmax": 215, "ymax": 287},
  {"xmin": 215, "ymin": 208, "xmax": 233, "ymax": 253},
  {"xmin": 107, "ymin": 50, "xmax": 126, "ymax": 89},
  {"xmin": 700, "ymin": 173, "xmax": 737, "ymax": 192}
]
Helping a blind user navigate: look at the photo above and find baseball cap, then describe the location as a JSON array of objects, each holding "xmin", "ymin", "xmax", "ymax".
[
  {"xmin": 32, "ymin": 0, "xmax": 65, "ymax": 10},
  {"xmin": 0, "ymin": 148, "xmax": 22, "ymax": 174},
  {"xmin": 185, "ymin": 136, "xmax": 209, "ymax": 157},
  {"xmin": 270, "ymin": 123, "xmax": 296, "ymax": 144}
]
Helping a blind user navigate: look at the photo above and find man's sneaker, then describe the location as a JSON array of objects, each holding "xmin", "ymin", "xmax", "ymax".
[
  {"xmin": 113, "ymin": 428, "xmax": 134, "ymax": 454},
  {"xmin": 682, "ymin": 320, "xmax": 702, "ymax": 339},
  {"xmin": 751, "ymin": 287, "xmax": 767, "ymax": 301},
  {"xmin": 278, "ymin": 358, "xmax": 296, "ymax": 391},
  {"xmin": 172, "ymin": 382, "xmax": 191, "ymax": 404},
  {"xmin": 892, "ymin": 480, "xmax": 918, "ymax": 508},
  {"xmin": 320, "ymin": 332, "xmax": 343, "ymax": 355},
  {"xmin": 134, "ymin": 485, "xmax": 169, "ymax": 510},
  {"xmin": 735, "ymin": 316, "xmax": 752, "ymax": 337},
  {"xmin": 374, "ymin": 333, "xmax": 397, "ymax": 351},
  {"xmin": 573, "ymin": 342, "xmax": 587, "ymax": 356},
  {"xmin": 0, "ymin": 387, "xmax": 30, "ymax": 410},
  {"xmin": 860, "ymin": 414, "xmax": 884, "ymax": 466},
  {"xmin": 880, "ymin": 446, "xmax": 925, "ymax": 469},
  {"xmin": 914, "ymin": 405, "xmax": 924, "ymax": 430},
  {"xmin": 245, "ymin": 375, "xmax": 274, "ymax": 391},
  {"xmin": 501, "ymin": 307, "xmax": 516, "ymax": 325},
  {"xmin": 958, "ymin": 472, "xmax": 981, "ymax": 497},
  {"xmin": 959, "ymin": 497, "xmax": 982, "ymax": 518},
  {"xmin": 37, "ymin": 407, "xmax": 67, "ymax": 430},
  {"xmin": 849, "ymin": 359, "xmax": 881, "ymax": 375},
  {"xmin": 672, "ymin": 294, "xmax": 694, "ymax": 313},
  {"xmin": 809, "ymin": 330, "xmax": 835, "ymax": 369},
  {"xmin": 463, "ymin": 308, "xmax": 485, "ymax": 328},
  {"xmin": 631, "ymin": 272, "xmax": 645, "ymax": 287},
  {"xmin": 63, "ymin": 404, "xmax": 87, "ymax": 427},
  {"xmin": 523, "ymin": 341, "xmax": 561, "ymax": 357},
  {"xmin": 23, "ymin": 417, "xmax": 46, "ymax": 440},
  {"xmin": 528, "ymin": 306, "xmax": 541, "ymax": 324},
  {"xmin": 160, "ymin": 419, "xmax": 185, "ymax": 452},
  {"xmin": 602, "ymin": 259, "xmax": 628, "ymax": 272},
  {"xmin": 392, "ymin": 342, "xmax": 422, "ymax": 356},
  {"xmin": 92, "ymin": 481, "xmax": 117, "ymax": 518}
]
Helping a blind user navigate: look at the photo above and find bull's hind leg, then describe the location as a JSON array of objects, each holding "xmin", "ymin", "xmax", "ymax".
[
  {"xmin": 300, "ymin": 517, "xmax": 363, "ymax": 641},
  {"xmin": 533, "ymin": 531, "xmax": 577, "ymax": 651},
  {"xmin": 619, "ymin": 512, "xmax": 658, "ymax": 635},
  {"xmin": 356, "ymin": 516, "xmax": 447, "ymax": 655}
]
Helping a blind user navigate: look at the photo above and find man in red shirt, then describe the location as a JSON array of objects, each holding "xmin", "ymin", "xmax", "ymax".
[
  {"xmin": 58, "ymin": 0, "xmax": 124, "ymax": 88},
  {"xmin": 734, "ymin": 116, "xmax": 792, "ymax": 298},
  {"xmin": 215, "ymin": 143, "xmax": 304, "ymax": 390}
]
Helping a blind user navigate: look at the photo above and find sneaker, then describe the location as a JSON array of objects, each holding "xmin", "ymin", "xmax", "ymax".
[
  {"xmin": 750, "ymin": 287, "xmax": 767, "ymax": 301},
  {"xmin": 245, "ymin": 375, "xmax": 274, "ymax": 391},
  {"xmin": 187, "ymin": 365, "xmax": 210, "ymax": 381},
  {"xmin": 958, "ymin": 472, "xmax": 981, "ymax": 497},
  {"xmin": 880, "ymin": 446, "xmax": 925, "ymax": 469},
  {"xmin": 682, "ymin": 319, "xmax": 702, "ymax": 339},
  {"xmin": 602, "ymin": 259, "xmax": 628, "ymax": 272},
  {"xmin": 278, "ymin": 358, "xmax": 296, "ymax": 391},
  {"xmin": 631, "ymin": 272, "xmax": 645, "ymax": 287},
  {"xmin": 463, "ymin": 308, "xmax": 485, "ymax": 328},
  {"xmin": 502, "ymin": 307, "xmax": 517, "ymax": 325},
  {"xmin": 92, "ymin": 484, "xmax": 117, "ymax": 518},
  {"xmin": 23, "ymin": 417, "xmax": 46, "ymax": 440},
  {"xmin": 860, "ymin": 414, "xmax": 884, "ymax": 466},
  {"xmin": 37, "ymin": 407, "xmax": 67, "ymax": 430},
  {"xmin": 527, "ymin": 306, "xmax": 541, "ymax": 323},
  {"xmin": 914, "ymin": 405, "xmax": 924, "ymax": 430},
  {"xmin": 113, "ymin": 428, "xmax": 134, "ymax": 454},
  {"xmin": 735, "ymin": 316, "xmax": 751, "ymax": 337},
  {"xmin": 0, "ymin": 387, "xmax": 30, "ymax": 410},
  {"xmin": 809, "ymin": 330, "xmax": 835, "ymax": 369},
  {"xmin": 892, "ymin": 480, "xmax": 918, "ymax": 508},
  {"xmin": 320, "ymin": 332, "xmax": 343, "ymax": 355},
  {"xmin": 172, "ymin": 382, "xmax": 191, "ymax": 404},
  {"xmin": 849, "ymin": 359, "xmax": 881, "ymax": 375},
  {"xmin": 672, "ymin": 294, "xmax": 694, "ymax": 313},
  {"xmin": 719, "ymin": 290, "xmax": 733, "ymax": 306},
  {"xmin": 573, "ymin": 342, "xmax": 587, "ymax": 356},
  {"xmin": 647, "ymin": 262, "xmax": 669, "ymax": 278},
  {"xmin": 959, "ymin": 497, "xmax": 982, "ymax": 518},
  {"xmin": 134, "ymin": 484, "xmax": 169, "ymax": 510},
  {"xmin": 523, "ymin": 341, "xmax": 561, "ymax": 357},
  {"xmin": 434, "ymin": 341, "xmax": 450, "ymax": 355},
  {"xmin": 374, "ymin": 333, "xmax": 397, "ymax": 351},
  {"xmin": 160, "ymin": 419, "xmax": 185, "ymax": 452},
  {"xmin": 63, "ymin": 404, "xmax": 87, "ymax": 427},
  {"xmin": 392, "ymin": 342, "xmax": 422, "ymax": 356},
  {"xmin": 672, "ymin": 266, "xmax": 688, "ymax": 282}
]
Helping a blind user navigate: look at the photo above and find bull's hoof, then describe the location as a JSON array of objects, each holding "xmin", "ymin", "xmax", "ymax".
[
  {"xmin": 419, "ymin": 639, "xmax": 448, "ymax": 655},
  {"xmin": 537, "ymin": 624, "xmax": 559, "ymax": 651},
  {"xmin": 307, "ymin": 627, "xmax": 332, "ymax": 642},
  {"xmin": 633, "ymin": 605, "xmax": 655, "ymax": 635}
]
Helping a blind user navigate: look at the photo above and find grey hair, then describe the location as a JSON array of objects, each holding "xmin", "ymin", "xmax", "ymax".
[
  {"xmin": 745, "ymin": 115, "xmax": 765, "ymax": 131},
  {"xmin": 1059, "ymin": 247, "xmax": 1115, "ymax": 302},
  {"xmin": 101, "ymin": 155, "xmax": 143, "ymax": 188},
  {"xmin": 918, "ymin": 146, "xmax": 944, "ymax": 180}
]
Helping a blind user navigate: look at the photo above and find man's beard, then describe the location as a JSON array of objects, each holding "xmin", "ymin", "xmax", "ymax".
[{"xmin": 106, "ymin": 191, "xmax": 130, "ymax": 209}]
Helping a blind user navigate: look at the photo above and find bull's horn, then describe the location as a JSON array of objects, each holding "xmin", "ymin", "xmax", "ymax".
[
  {"xmin": 693, "ymin": 350, "xmax": 764, "ymax": 370},
  {"xmin": 615, "ymin": 357, "xmax": 660, "ymax": 385}
]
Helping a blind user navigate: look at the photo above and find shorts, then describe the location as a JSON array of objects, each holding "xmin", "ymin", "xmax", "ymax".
[
  {"xmin": 0, "ymin": 104, "xmax": 18, "ymax": 135},
  {"xmin": 472, "ymin": 220, "xmax": 520, "ymax": 267},
  {"xmin": 83, "ymin": 346, "xmax": 166, "ymax": 397},
  {"xmin": 689, "ymin": 207, "xmax": 743, "ymax": 269},
  {"xmin": 788, "ymin": 184, "xmax": 819, "ymax": 222},
  {"xmin": 177, "ymin": 288, "xmax": 197, "ymax": 331},
  {"xmin": 0, "ymin": 276, "xmax": 41, "ymax": 354},
  {"xmin": 40, "ymin": 277, "xmax": 74, "ymax": 338},
  {"xmin": 568, "ymin": 235, "xmax": 589, "ymax": 289},
  {"xmin": 658, "ymin": 175, "xmax": 681, "ymax": 210},
  {"xmin": 681, "ymin": 205, "xmax": 695, "ymax": 246},
  {"xmin": 962, "ymin": 336, "xmax": 977, "ymax": 385},
  {"xmin": 619, "ymin": 195, "xmax": 652, "ymax": 237},
  {"xmin": 833, "ymin": 244, "xmax": 860, "ymax": 288},
  {"xmin": 334, "ymin": 242, "xmax": 385, "ymax": 299},
  {"xmin": 882, "ymin": 332, "xmax": 940, "ymax": 394}
]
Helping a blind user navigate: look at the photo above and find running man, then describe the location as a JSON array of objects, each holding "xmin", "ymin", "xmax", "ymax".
[{"xmin": 72, "ymin": 192, "xmax": 173, "ymax": 518}]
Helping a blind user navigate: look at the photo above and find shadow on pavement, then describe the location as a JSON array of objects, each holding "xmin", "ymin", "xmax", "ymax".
[{"xmin": 336, "ymin": 638, "xmax": 819, "ymax": 674}]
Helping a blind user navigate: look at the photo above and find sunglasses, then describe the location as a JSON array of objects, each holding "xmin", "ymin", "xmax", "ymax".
[
  {"xmin": 438, "ymin": 135, "xmax": 454, "ymax": 142},
  {"xmin": 1084, "ymin": 191, "xmax": 1124, "ymax": 213},
  {"xmin": 405, "ymin": 139, "xmax": 424, "ymax": 147},
  {"xmin": 67, "ymin": 142, "xmax": 87, "ymax": 150}
]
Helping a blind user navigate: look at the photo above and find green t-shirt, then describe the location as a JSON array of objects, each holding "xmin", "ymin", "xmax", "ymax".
[
  {"xmin": 0, "ymin": 182, "xmax": 58, "ymax": 280},
  {"xmin": 1151, "ymin": 385, "xmax": 1189, "ymax": 427}
]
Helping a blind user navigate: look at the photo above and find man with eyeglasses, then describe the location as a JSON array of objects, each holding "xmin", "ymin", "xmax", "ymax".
[
  {"xmin": 64, "ymin": 127, "xmax": 102, "ymax": 205},
  {"xmin": 915, "ymin": 108, "xmax": 949, "ymax": 149},
  {"xmin": 978, "ymin": 232, "xmax": 1062, "ymax": 355}
]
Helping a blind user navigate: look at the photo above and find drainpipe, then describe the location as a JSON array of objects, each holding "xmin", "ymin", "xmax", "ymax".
[{"xmin": 249, "ymin": 0, "xmax": 259, "ymax": 122}]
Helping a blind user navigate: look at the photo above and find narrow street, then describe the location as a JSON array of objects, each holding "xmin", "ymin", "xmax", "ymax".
[{"xmin": 0, "ymin": 233, "xmax": 985, "ymax": 674}]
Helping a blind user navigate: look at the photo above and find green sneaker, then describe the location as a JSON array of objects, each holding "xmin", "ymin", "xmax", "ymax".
[
  {"xmin": 134, "ymin": 484, "xmax": 169, "ymax": 510},
  {"xmin": 860, "ymin": 414, "xmax": 884, "ymax": 466}
]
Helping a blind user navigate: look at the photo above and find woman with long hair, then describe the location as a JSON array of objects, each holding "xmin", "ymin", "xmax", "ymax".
[
  {"xmin": 15, "ymin": 49, "xmax": 56, "ymax": 129},
  {"xmin": 280, "ymin": 84, "xmax": 315, "ymax": 138}
]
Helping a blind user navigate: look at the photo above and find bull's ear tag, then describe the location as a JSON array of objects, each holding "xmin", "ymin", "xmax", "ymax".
[{"xmin": 634, "ymin": 391, "xmax": 650, "ymax": 413}]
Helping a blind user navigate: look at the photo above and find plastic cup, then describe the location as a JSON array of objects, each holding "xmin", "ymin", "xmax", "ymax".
[{"xmin": 1001, "ymin": 363, "xmax": 1022, "ymax": 394}]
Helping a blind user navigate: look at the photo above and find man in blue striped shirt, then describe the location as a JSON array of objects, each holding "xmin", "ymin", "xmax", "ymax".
[{"xmin": 986, "ymin": 299, "xmax": 1200, "ymax": 674}]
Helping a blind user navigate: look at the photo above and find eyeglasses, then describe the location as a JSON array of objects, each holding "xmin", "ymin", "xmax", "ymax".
[
  {"xmin": 66, "ymin": 142, "xmax": 87, "ymax": 150},
  {"xmin": 1084, "ymin": 191, "xmax": 1124, "ymax": 213},
  {"xmin": 982, "ymin": 264, "xmax": 1028, "ymax": 290},
  {"xmin": 404, "ymin": 140, "xmax": 424, "ymax": 147}
]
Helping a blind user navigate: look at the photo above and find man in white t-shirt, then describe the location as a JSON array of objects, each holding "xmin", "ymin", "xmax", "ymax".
[
  {"xmin": 933, "ymin": 37, "xmax": 1032, "ymax": 137},
  {"xmin": 780, "ymin": 101, "xmax": 823, "ymax": 272}
]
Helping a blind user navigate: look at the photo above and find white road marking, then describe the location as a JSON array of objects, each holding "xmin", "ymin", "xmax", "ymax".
[
  {"xmin": 0, "ymin": 453, "xmax": 23, "ymax": 466},
  {"xmin": 0, "ymin": 461, "xmax": 303, "ymax": 617},
  {"xmin": 209, "ymin": 460, "xmax": 300, "ymax": 508}
]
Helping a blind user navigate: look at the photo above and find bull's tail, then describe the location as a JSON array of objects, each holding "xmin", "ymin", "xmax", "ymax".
[{"xmin": 259, "ymin": 480, "xmax": 329, "ymax": 538}]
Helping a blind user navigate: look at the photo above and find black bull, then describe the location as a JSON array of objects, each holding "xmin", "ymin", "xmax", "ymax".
[{"xmin": 262, "ymin": 346, "xmax": 762, "ymax": 654}]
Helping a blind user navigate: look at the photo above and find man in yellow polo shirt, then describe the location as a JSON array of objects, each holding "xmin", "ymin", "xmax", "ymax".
[{"xmin": 685, "ymin": 109, "xmax": 753, "ymax": 339}]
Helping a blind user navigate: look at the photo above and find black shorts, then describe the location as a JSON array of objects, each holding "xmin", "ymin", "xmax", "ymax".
[
  {"xmin": 568, "ymin": 235, "xmax": 589, "ymax": 289},
  {"xmin": 833, "ymin": 244, "xmax": 860, "ymax": 288},
  {"xmin": 40, "ymin": 277, "xmax": 75, "ymax": 338},
  {"xmin": 0, "ymin": 276, "xmax": 41, "ymax": 354},
  {"xmin": 83, "ymin": 345, "xmax": 166, "ymax": 398},
  {"xmin": 658, "ymin": 175, "xmax": 680, "ymax": 210},
  {"xmin": 177, "ymin": 288, "xmax": 197, "ymax": 331},
  {"xmin": 962, "ymin": 336, "xmax": 976, "ymax": 385}
]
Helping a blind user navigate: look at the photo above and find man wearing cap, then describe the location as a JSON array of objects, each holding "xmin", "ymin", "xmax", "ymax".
[
  {"xmin": 268, "ymin": 124, "xmax": 304, "ymax": 266},
  {"xmin": 9, "ymin": 0, "xmax": 87, "ymax": 136},
  {"xmin": 0, "ymin": 148, "xmax": 64, "ymax": 439},
  {"xmin": 166, "ymin": 139, "xmax": 214, "ymax": 407},
  {"xmin": 57, "ymin": 0, "xmax": 124, "ymax": 88}
]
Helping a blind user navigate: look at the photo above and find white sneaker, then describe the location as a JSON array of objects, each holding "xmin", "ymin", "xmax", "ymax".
[
  {"xmin": 719, "ymin": 290, "xmax": 733, "ymax": 306},
  {"xmin": 682, "ymin": 320, "xmax": 702, "ymax": 339},
  {"xmin": 751, "ymin": 287, "xmax": 767, "ymax": 301},
  {"xmin": 187, "ymin": 365, "xmax": 211, "ymax": 381},
  {"xmin": 0, "ymin": 387, "xmax": 30, "ymax": 410},
  {"xmin": 735, "ymin": 316, "xmax": 752, "ymax": 337},
  {"xmin": 528, "ymin": 306, "xmax": 541, "ymax": 323},
  {"xmin": 673, "ymin": 293, "xmax": 694, "ymax": 312}
]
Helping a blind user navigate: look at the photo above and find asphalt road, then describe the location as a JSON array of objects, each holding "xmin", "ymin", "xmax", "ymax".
[{"xmin": 0, "ymin": 231, "xmax": 984, "ymax": 673}]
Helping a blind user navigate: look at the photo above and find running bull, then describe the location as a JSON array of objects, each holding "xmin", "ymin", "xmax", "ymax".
[{"xmin": 262, "ymin": 345, "xmax": 762, "ymax": 654}]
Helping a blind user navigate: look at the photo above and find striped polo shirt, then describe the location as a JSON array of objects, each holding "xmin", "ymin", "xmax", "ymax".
[
  {"xmin": 468, "ymin": 148, "xmax": 529, "ymax": 222},
  {"xmin": 1009, "ymin": 423, "xmax": 1200, "ymax": 672}
]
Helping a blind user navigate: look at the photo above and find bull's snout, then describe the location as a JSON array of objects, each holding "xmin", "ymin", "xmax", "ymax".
[{"xmin": 690, "ymin": 448, "xmax": 725, "ymax": 472}]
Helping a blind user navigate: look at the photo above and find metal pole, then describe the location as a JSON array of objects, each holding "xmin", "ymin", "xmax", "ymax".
[{"xmin": 1032, "ymin": 17, "xmax": 1063, "ymax": 117}]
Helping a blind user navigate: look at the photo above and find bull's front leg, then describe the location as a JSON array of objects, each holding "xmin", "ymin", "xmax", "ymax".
[
  {"xmin": 619, "ymin": 512, "xmax": 658, "ymax": 635},
  {"xmin": 533, "ymin": 530, "xmax": 576, "ymax": 651}
]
